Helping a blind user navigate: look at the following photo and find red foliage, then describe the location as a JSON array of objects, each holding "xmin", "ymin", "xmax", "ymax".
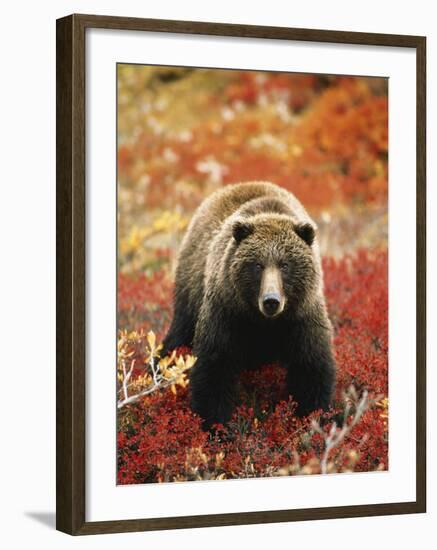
[
  {"xmin": 118, "ymin": 387, "xmax": 208, "ymax": 484},
  {"xmin": 117, "ymin": 250, "xmax": 388, "ymax": 483},
  {"xmin": 118, "ymin": 270, "xmax": 173, "ymax": 341},
  {"xmin": 324, "ymin": 249, "xmax": 388, "ymax": 396},
  {"xmin": 118, "ymin": 75, "xmax": 387, "ymax": 214},
  {"xmin": 224, "ymin": 71, "xmax": 320, "ymax": 111}
]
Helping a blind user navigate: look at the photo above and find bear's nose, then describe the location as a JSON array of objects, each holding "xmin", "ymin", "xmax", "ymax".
[{"xmin": 263, "ymin": 294, "xmax": 280, "ymax": 316}]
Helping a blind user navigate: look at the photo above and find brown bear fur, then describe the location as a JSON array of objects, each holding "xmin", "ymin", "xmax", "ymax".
[{"xmin": 163, "ymin": 181, "xmax": 336, "ymax": 428}]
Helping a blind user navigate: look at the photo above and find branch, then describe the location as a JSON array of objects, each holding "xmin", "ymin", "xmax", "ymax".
[
  {"xmin": 117, "ymin": 330, "xmax": 195, "ymax": 409},
  {"xmin": 117, "ymin": 372, "xmax": 189, "ymax": 409},
  {"xmin": 121, "ymin": 359, "xmax": 135, "ymax": 402},
  {"xmin": 312, "ymin": 387, "xmax": 376, "ymax": 474}
]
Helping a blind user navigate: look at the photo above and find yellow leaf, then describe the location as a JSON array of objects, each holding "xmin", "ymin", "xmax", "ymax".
[{"xmin": 147, "ymin": 330, "xmax": 156, "ymax": 350}]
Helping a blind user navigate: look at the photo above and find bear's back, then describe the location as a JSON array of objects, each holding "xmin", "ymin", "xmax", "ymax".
[{"xmin": 193, "ymin": 181, "xmax": 311, "ymax": 231}]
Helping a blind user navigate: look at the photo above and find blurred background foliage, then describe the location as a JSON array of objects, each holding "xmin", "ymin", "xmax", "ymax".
[{"xmin": 117, "ymin": 65, "xmax": 388, "ymax": 277}]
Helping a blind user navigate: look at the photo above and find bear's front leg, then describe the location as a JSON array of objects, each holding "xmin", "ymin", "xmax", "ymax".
[
  {"xmin": 190, "ymin": 302, "xmax": 239, "ymax": 430},
  {"xmin": 190, "ymin": 350, "xmax": 238, "ymax": 430},
  {"xmin": 285, "ymin": 318, "xmax": 336, "ymax": 417}
]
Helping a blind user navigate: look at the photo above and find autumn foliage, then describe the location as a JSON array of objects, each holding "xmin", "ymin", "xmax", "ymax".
[{"xmin": 116, "ymin": 67, "xmax": 388, "ymax": 484}]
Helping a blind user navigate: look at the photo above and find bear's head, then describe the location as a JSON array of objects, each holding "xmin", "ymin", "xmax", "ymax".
[{"xmin": 230, "ymin": 214, "xmax": 318, "ymax": 319}]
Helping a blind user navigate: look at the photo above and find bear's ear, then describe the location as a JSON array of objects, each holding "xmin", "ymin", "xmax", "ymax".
[
  {"xmin": 295, "ymin": 222, "xmax": 315, "ymax": 246},
  {"xmin": 232, "ymin": 220, "xmax": 254, "ymax": 244}
]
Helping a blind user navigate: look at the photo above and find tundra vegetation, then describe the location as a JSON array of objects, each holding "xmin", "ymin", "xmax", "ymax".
[{"xmin": 117, "ymin": 66, "xmax": 388, "ymax": 483}]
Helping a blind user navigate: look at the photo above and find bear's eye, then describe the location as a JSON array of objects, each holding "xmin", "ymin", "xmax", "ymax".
[
  {"xmin": 254, "ymin": 262, "xmax": 264, "ymax": 273},
  {"xmin": 279, "ymin": 262, "xmax": 289, "ymax": 272}
]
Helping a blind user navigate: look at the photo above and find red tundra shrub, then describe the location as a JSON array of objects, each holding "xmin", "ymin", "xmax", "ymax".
[
  {"xmin": 117, "ymin": 249, "xmax": 388, "ymax": 482},
  {"xmin": 118, "ymin": 387, "xmax": 208, "ymax": 484},
  {"xmin": 323, "ymin": 249, "xmax": 388, "ymax": 396},
  {"xmin": 118, "ymin": 270, "xmax": 173, "ymax": 340}
]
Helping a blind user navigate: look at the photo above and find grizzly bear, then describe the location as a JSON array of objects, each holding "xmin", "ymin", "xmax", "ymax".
[{"xmin": 163, "ymin": 181, "xmax": 336, "ymax": 429}]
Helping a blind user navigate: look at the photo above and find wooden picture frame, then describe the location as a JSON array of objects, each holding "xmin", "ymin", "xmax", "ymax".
[{"xmin": 56, "ymin": 13, "xmax": 426, "ymax": 535}]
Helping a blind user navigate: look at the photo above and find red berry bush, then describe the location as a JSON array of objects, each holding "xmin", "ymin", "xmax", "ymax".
[{"xmin": 117, "ymin": 250, "xmax": 388, "ymax": 483}]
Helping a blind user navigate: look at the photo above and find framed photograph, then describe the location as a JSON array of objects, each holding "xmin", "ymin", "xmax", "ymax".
[{"xmin": 56, "ymin": 14, "xmax": 426, "ymax": 535}]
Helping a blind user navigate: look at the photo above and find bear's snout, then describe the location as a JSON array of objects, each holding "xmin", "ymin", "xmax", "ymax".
[
  {"xmin": 258, "ymin": 266, "xmax": 285, "ymax": 318},
  {"xmin": 262, "ymin": 294, "xmax": 281, "ymax": 316}
]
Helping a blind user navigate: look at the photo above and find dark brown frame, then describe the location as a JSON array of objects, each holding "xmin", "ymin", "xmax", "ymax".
[{"xmin": 56, "ymin": 13, "xmax": 427, "ymax": 535}]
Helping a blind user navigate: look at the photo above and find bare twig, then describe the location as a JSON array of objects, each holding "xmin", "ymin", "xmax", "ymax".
[
  {"xmin": 117, "ymin": 330, "xmax": 196, "ymax": 409},
  {"xmin": 117, "ymin": 376, "xmax": 176, "ymax": 409},
  {"xmin": 121, "ymin": 359, "xmax": 135, "ymax": 402},
  {"xmin": 312, "ymin": 387, "xmax": 378, "ymax": 474}
]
